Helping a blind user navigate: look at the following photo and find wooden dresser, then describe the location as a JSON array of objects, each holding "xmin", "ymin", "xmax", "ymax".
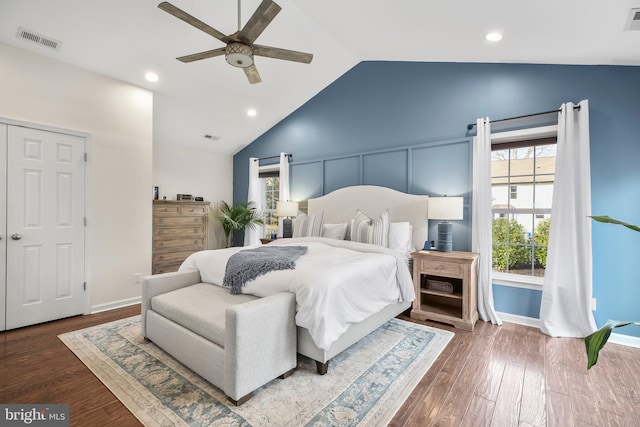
[{"xmin": 152, "ymin": 200, "xmax": 210, "ymax": 274}]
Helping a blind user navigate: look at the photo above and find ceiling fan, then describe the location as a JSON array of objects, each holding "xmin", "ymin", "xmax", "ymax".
[{"xmin": 158, "ymin": 0, "xmax": 313, "ymax": 84}]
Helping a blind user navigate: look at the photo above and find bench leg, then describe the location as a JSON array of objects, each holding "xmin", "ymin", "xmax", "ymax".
[
  {"xmin": 279, "ymin": 368, "xmax": 295, "ymax": 379},
  {"xmin": 315, "ymin": 361, "xmax": 329, "ymax": 375},
  {"xmin": 227, "ymin": 393, "xmax": 252, "ymax": 406}
]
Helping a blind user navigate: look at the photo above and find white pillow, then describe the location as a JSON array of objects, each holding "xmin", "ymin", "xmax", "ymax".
[
  {"xmin": 350, "ymin": 209, "xmax": 390, "ymax": 247},
  {"xmin": 389, "ymin": 222, "xmax": 413, "ymax": 253},
  {"xmin": 292, "ymin": 213, "xmax": 308, "ymax": 238},
  {"xmin": 306, "ymin": 211, "xmax": 325, "ymax": 237},
  {"xmin": 322, "ymin": 223, "xmax": 348, "ymax": 240}
]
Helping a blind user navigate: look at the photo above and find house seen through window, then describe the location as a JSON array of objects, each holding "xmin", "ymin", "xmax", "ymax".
[{"xmin": 491, "ymin": 137, "xmax": 556, "ymax": 278}]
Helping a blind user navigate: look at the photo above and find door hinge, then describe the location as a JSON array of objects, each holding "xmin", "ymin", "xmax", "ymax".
[
  {"xmin": 83, "ymin": 282, "xmax": 87, "ymax": 291},
  {"xmin": 84, "ymin": 152, "xmax": 88, "ymax": 162},
  {"xmin": 84, "ymin": 217, "xmax": 87, "ymax": 226}
]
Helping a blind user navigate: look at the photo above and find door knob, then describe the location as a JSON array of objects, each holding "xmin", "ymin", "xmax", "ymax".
[{"xmin": 11, "ymin": 233, "xmax": 22, "ymax": 240}]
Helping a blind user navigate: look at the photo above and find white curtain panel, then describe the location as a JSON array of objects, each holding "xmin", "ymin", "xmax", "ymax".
[
  {"xmin": 540, "ymin": 100, "xmax": 597, "ymax": 337},
  {"xmin": 278, "ymin": 152, "xmax": 291, "ymax": 237},
  {"xmin": 472, "ymin": 118, "xmax": 502, "ymax": 325},
  {"xmin": 244, "ymin": 157, "xmax": 264, "ymax": 246}
]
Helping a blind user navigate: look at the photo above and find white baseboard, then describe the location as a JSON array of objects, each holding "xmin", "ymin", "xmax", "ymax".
[
  {"xmin": 608, "ymin": 331, "xmax": 640, "ymax": 348},
  {"xmin": 91, "ymin": 296, "xmax": 141, "ymax": 314},
  {"xmin": 497, "ymin": 311, "xmax": 540, "ymax": 329},
  {"xmin": 496, "ymin": 311, "xmax": 640, "ymax": 349}
]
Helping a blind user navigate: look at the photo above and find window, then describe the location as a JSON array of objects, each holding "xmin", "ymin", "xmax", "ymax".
[
  {"xmin": 490, "ymin": 129, "xmax": 557, "ymax": 280},
  {"xmin": 259, "ymin": 167, "xmax": 279, "ymax": 238},
  {"xmin": 510, "ymin": 185, "xmax": 518, "ymax": 200}
]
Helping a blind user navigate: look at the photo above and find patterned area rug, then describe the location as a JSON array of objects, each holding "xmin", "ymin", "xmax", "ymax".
[{"xmin": 59, "ymin": 316, "xmax": 453, "ymax": 426}]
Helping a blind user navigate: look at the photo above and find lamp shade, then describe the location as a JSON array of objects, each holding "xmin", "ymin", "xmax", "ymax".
[
  {"xmin": 276, "ymin": 201, "xmax": 299, "ymax": 217},
  {"xmin": 428, "ymin": 197, "xmax": 463, "ymax": 220}
]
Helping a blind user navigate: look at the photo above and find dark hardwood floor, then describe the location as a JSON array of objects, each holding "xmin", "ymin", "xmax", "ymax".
[{"xmin": 1, "ymin": 306, "xmax": 639, "ymax": 426}]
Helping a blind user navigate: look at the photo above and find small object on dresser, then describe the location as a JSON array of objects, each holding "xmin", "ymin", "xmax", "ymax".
[
  {"xmin": 195, "ymin": 196, "xmax": 204, "ymax": 201},
  {"xmin": 153, "ymin": 186, "xmax": 159, "ymax": 200},
  {"xmin": 177, "ymin": 194, "xmax": 193, "ymax": 201},
  {"xmin": 426, "ymin": 279, "xmax": 454, "ymax": 294}
]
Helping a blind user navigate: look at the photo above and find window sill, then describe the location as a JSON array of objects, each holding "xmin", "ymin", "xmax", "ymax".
[{"xmin": 492, "ymin": 272, "xmax": 543, "ymax": 291}]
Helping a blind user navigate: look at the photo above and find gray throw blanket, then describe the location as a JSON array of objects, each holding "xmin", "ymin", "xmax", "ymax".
[{"xmin": 223, "ymin": 246, "xmax": 308, "ymax": 295}]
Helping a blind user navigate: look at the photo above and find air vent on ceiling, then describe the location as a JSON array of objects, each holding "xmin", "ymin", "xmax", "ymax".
[
  {"xmin": 16, "ymin": 27, "xmax": 61, "ymax": 50},
  {"xmin": 204, "ymin": 134, "xmax": 221, "ymax": 141},
  {"xmin": 624, "ymin": 8, "xmax": 640, "ymax": 31}
]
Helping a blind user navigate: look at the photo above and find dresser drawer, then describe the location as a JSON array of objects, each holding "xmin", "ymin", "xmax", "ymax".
[
  {"xmin": 180, "ymin": 205, "xmax": 209, "ymax": 215},
  {"xmin": 154, "ymin": 226, "xmax": 205, "ymax": 238},
  {"xmin": 152, "ymin": 262, "xmax": 183, "ymax": 275},
  {"xmin": 154, "ymin": 216, "xmax": 205, "ymax": 227},
  {"xmin": 153, "ymin": 250, "xmax": 198, "ymax": 264},
  {"xmin": 153, "ymin": 205, "xmax": 181, "ymax": 215},
  {"xmin": 153, "ymin": 236, "xmax": 205, "ymax": 250},
  {"xmin": 420, "ymin": 259, "xmax": 462, "ymax": 278}
]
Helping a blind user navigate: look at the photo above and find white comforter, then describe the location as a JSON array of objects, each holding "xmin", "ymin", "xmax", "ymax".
[{"xmin": 179, "ymin": 237, "xmax": 415, "ymax": 351}]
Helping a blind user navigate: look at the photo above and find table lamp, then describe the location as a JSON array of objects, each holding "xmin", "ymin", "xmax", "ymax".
[
  {"xmin": 428, "ymin": 196, "xmax": 463, "ymax": 252},
  {"xmin": 276, "ymin": 201, "xmax": 299, "ymax": 238}
]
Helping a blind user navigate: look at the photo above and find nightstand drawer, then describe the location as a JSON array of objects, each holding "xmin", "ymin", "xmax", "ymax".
[{"xmin": 420, "ymin": 260, "xmax": 462, "ymax": 278}]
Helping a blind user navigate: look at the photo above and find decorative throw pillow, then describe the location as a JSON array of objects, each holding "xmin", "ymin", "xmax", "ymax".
[
  {"xmin": 292, "ymin": 213, "xmax": 308, "ymax": 238},
  {"xmin": 306, "ymin": 211, "xmax": 325, "ymax": 237},
  {"xmin": 322, "ymin": 223, "xmax": 348, "ymax": 240},
  {"xmin": 389, "ymin": 222, "xmax": 413, "ymax": 253},
  {"xmin": 350, "ymin": 209, "xmax": 390, "ymax": 247}
]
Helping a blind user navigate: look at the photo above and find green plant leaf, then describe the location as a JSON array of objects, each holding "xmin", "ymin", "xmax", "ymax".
[
  {"xmin": 585, "ymin": 215, "xmax": 639, "ymax": 369},
  {"xmin": 212, "ymin": 200, "xmax": 264, "ymax": 247},
  {"xmin": 590, "ymin": 215, "xmax": 640, "ymax": 233},
  {"xmin": 585, "ymin": 320, "xmax": 640, "ymax": 369}
]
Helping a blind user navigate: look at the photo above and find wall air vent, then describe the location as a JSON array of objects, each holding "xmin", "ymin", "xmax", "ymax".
[
  {"xmin": 16, "ymin": 27, "xmax": 61, "ymax": 50},
  {"xmin": 625, "ymin": 8, "xmax": 640, "ymax": 31}
]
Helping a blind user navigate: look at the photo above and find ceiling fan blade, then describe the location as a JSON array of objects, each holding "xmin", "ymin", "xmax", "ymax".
[
  {"xmin": 253, "ymin": 45, "xmax": 313, "ymax": 64},
  {"xmin": 176, "ymin": 47, "xmax": 226, "ymax": 63},
  {"xmin": 238, "ymin": 0, "xmax": 281, "ymax": 44},
  {"xmin": 244, "ymin": 64, "xmax": 262, "ymax": 84},
  {"xmin": 158, "ymin": 2, "xmax": 231, "ymax": 44}
]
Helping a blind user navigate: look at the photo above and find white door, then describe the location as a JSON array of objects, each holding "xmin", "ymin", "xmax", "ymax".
[
  {"xmin": 0, "ymin": 124, "xmax": 7, "ymax": 330},
  {"xmin": 5, "ymin": 126, "xmax": 85, "ymax": 330}
]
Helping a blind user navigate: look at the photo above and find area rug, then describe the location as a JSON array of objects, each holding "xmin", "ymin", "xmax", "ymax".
[{"xmin": 59, "ymin": 316, "xmax": 453, "ymax": 426}]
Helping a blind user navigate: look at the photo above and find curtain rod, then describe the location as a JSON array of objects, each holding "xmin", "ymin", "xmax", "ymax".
[
  {"xmin": 252, "ymin": 153, "xmax": 292, "ymax": 162},
  {"xmin": 466, "ymin": 105, "xmax": 581, "ymax": 130}
]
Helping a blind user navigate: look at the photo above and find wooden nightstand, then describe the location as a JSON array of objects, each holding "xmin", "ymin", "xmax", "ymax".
[{"xmin": 410, "ymin": 250, "xmax": 479, "ymax": 331}]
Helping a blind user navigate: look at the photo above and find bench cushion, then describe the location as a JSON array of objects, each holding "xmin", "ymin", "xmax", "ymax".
[{"xmin": 151, "ymin": 283, "xmax": 257, "ymax": 347}]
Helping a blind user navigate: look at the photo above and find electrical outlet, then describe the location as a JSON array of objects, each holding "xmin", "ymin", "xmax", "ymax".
[
  {"xmin": 591, "ymin": 297, "xmax": 597, "ymax": 311},
  {"xmin": 134, "ymin": 273, "xmax": 142, "ymax": 284}
]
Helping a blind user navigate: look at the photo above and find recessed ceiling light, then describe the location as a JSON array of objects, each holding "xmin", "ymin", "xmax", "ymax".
[
  {"xmin": 145, "ymin": 72, "xmax": 159, "ymax": 82},
  {"xmin": 485, "ymin": 32, "xmax": 503, "ymax": 42},
  {"xmin": 247, "ymin": 109, "xmax": 257, "ymax": 117}
]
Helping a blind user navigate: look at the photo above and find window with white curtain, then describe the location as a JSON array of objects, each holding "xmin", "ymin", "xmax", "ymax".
[
  {"xmin": 490, "ymin": 125, "xmax": 557, "ymax": 289},
  {"xmin": 259, "ymin": 166, "xmax": 279, "ymax": 238}
]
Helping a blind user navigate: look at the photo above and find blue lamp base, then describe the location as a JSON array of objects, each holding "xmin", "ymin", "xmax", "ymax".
[{"xmin": 437, "ymin": 221, "xmax": 453, "ymax": 252}]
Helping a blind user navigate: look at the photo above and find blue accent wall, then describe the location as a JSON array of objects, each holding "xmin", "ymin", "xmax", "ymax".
[
  {"xmin": 493, "ymin": 285, "xmax": 542, "ymax": 319},
  {"xmin": 234, "ymin": 61, "xmax": 640, "ymax": 338}
]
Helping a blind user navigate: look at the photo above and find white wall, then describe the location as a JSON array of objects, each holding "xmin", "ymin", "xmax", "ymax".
[
  {"xmin": 0, "ymin": 42, "xmax": 152, "ymax": 310},
  {"xmin": 153, "ymin": 142, "xmax": 233, "ymax": 249}
]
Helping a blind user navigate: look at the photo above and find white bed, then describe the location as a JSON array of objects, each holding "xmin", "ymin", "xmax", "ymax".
[
  {"xmin": 180, "ymin": 185, "xmax": 430, "ymax": 374},
  {"xmin": 293, "ymin": 185, "xmax": 429, "ymax": 373}
]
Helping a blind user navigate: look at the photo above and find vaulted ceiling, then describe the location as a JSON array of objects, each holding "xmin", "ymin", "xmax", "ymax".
[{"xmin": 1, "ymin": 0, "xmax": 639, "ymax": 155}]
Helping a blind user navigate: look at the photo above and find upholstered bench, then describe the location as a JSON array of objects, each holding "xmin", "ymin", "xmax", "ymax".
[{"xmin": 141, "ymin": 269, "xmax": 297, "ymax": 405}]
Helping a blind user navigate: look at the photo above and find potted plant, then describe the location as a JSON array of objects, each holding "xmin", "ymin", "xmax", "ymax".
[
  {"xmin": 213, "ymin": 201, "xmax": 263, "ymax": 247},
  {"xmin": 585, "ymin": 215, "xmax": 640, "ymax": 369}
]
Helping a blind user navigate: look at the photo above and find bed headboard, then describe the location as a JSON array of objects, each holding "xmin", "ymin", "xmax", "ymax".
[{"xmin": 307, "ymin": 185, "xmax": 429, "ymax": 251}]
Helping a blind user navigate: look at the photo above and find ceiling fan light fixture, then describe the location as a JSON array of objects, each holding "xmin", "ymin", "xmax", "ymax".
[
  {"xmin": 225, "ymin": 43, "xmax": 254, "ymax": 68},
  {"xmin": 485, "ymin": 32, "xmax": 503, "ymax": 42}
]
